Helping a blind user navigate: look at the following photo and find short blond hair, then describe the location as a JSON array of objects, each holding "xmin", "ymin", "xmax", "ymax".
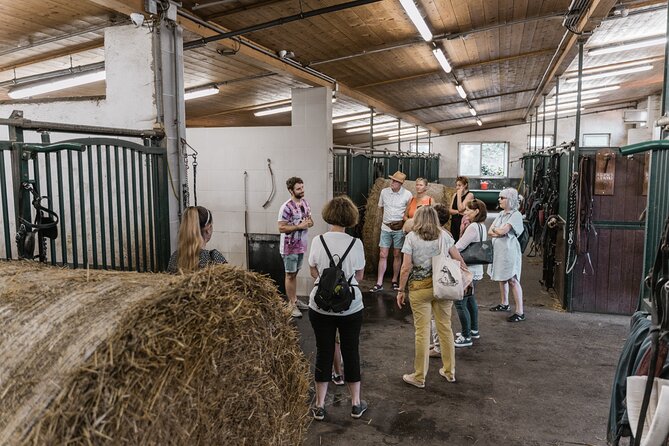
[{"xmin": 412, "ymin": 206, "xmax": 441, "ymax": 241}]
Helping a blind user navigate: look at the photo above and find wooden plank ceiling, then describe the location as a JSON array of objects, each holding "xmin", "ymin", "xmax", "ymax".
[{"xmin": 0, "ymin": 0, "xmax": 665, "ymax": 146}]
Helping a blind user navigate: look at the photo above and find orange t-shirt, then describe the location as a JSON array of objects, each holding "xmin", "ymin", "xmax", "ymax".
[{"xmin": 406, "ymin": 195, "xmax": 434, "ymax": 219}]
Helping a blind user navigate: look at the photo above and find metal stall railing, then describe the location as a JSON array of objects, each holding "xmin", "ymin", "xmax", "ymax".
[
  {"xmin": 0, "ymin": 114, "xmax": 170, "ymax": 271},
  {"xmin": 333, "ymin": 147, "xmax": 440, "ymax": 207}
]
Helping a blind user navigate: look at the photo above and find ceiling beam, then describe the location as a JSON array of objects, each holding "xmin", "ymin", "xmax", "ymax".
[
  {"xmin": 189, "ymin": 98, "xmax": 292, "ymax": 120},
  {"xmin": 309, "ymin": 12, "xmax": 564, "ymax": 66},
  {"xmin": 354, "ymin": 49, "xmax": 555, "ymax": 90},
  {"xmin": 88, "ymin": 0, "xmax": 437, "ymax": 131},
  {"xmin": 183, "ymin": 0, "xmax": 383, "ymax": 50},
  {"xmin": 426, "ymin": 107, "xmax": 527, "ymax": 125},
  {"xmin": 524, "ymin": 0, "xmax": 619, "ymax": 118},
  {"xmin": 438, "ymin": 119, "xmax": 527, "ymax": 135},
  {"xmin": 87, "ymin": 0, "xmax": 144, "ymax": 16},
  {"xmin": 0, "ymin": 39, "xmax": 104, "ymax": 73},
  {"xmin": 402, "ymin": 88, "xmax": 538, "ymax": 113},
  {"xmin": 204, "ymin": 0, "xmax": 287, "ymax": 21}
]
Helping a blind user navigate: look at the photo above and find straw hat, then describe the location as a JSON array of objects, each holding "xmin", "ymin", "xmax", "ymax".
[{"xmin": 389, "ymin": 171, "xmax": 406, "ymax": 183}]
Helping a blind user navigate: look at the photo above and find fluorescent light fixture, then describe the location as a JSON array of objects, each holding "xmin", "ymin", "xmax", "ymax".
[
  {"xmin": 468, "ymin": 107, "xmax": 477, "ymax": 116},
  {"xmin": 388, "ymin": 131, "xmax": 429, "ymax": 141},
  {"xmin": 398, "ymin": 0, "xmax": 432, "ymax": 42},
  {"xmin": 455, "ymin": 84, "xmax": 467, "ymax": 99},
  {"xmin": 565, "ymin": 64, "xmax": 653, "ymax": 83},
  {"xmin": 332, "ymin": 111, "xmax": 377, "ymax": 124},
  {"xmin": 374, "ymin": 127, "xmax": 424, "ymax": 137},
  {"xmin": 538, "ymin": 107, "xmax": 585, "ymax": 119},
  {"xmin": 544, "ymin": 98, "xmax": 600, "ymax": 109},
  {"xmin": 588, "ymin": 35, "xmax": 667, "ymax": 56},
  {"xmin": 184, "ymin": 86, "xmax": 219, "ymax": 101},
  {"xmin": 255, "ymin": 97, "xmax": 335, "ymax": 117},
  {"xmin": 254, "ymin": 105, "xmax": 293, "ymax": 116},
  {"xmin": 555, "ymin": 85, "xmax": 620, "ymax": 99},
  {"xmin": 476, "ymin": 118, "xmax": 482, "ymax": 126},
  {"xmin": 432, "ymin": 48, "xmax": 452, "ymax": 73},
  {"xmin": 345, "ymin": 121, "xmax": 401, "ymax": 133},
  {"xmin": 8, "ymin": 69, "xmax": 106, "ymax": 99}
]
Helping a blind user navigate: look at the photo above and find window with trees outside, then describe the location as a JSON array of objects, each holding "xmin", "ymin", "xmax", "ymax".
[{"xmin": 458, "ymin": 142, "xmax": 509, "ymax": 178}]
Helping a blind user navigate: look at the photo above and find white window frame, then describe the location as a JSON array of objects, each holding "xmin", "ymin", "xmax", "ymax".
[
  {"xmin": 582, "ymin": 133, "xmax": 611, "ymax": 147},
  {"xmin": 458, "ymin": 142, "xmax": 509, "ymax": 178}
]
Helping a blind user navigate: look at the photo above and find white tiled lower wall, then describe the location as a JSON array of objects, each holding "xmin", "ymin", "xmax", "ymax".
[{"xmin": 185, "ymin": 87, "xmax": 333, "ymax": 295}]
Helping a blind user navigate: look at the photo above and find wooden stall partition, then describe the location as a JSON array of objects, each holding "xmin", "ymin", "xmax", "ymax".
[{"xmin": 571, "ymin": 153, "xmax": 646, "ymax": 314}]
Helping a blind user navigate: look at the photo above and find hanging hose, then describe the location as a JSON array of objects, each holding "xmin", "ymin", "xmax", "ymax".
[
  {"xmin": 179, "ymin": 138, "xmax": 199, "ymax": 208},
  {"xmin": 261, "ymin": 158, "xmax": 276, "ymax": 209},
  {"xmin": 243, "ymin": 170, "xmax": 250, "ymax": 268}
]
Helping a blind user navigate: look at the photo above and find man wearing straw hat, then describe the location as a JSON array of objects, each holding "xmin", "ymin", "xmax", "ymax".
[{"xmin": 370, "ymin": 171, "xmax": 412, "ymax": 293}]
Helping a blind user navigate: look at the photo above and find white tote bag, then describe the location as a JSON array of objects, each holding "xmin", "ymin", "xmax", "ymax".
[{"xmin": 432, "ymin": 234, "xmax": 465, "ymax": 301}]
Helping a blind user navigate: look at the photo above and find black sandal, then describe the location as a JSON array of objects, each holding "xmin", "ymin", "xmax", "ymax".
[
  {"xmin": 392, "ymin": 282, "xmax": 400, "ymax": 291},
  {"xmin": 489, "ymin": 304, "xmax": 510, "ymax": 312},
  {"xmin": 507, "ymin": 313, "xmax": 526, "ymax": 322}
]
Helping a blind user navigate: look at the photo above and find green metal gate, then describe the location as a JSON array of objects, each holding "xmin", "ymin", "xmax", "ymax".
[
  {"xmin": 0, "ymin": 120, "xmax": 170, "ymax": 271},
  {"xmin": 333, "ymin": 149, "xmax": 440, "ymax": 207}
]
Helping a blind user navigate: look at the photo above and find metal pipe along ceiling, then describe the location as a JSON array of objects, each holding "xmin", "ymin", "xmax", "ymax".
[{"xmin": 182, "ymin": 0, "xmax": 382, "ymax": 50}]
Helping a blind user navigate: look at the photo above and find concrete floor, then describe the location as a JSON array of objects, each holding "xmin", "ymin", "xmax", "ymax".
[{"xmin": 293, "ymin": 254, "xmax": 632, "ymax": 446}]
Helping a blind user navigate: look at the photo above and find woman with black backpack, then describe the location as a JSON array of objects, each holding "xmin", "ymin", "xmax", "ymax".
[{"xmin": 307, "ymin": 195, "xmax": 367, "ymax": 421}]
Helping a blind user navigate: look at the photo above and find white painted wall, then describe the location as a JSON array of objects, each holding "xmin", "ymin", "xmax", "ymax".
[
  {"xmin": 0, "ymin": 26, "xmax": 156, "ymax": 132},
  {"xmin": 185, "ymin": 87, "xmax": 333, "ymax": 295},
  {"xmin": 375, "ymin": 107, "xmax": 640, "ymax": 182}
]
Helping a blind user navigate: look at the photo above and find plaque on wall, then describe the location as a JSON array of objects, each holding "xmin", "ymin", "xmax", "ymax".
[
  {"xmin": 643, "ymin": 152, "xmax": 650, "ymax": 196},
  {"xmin": 595, "ymin": 149, "xmax": 616, "ymax": 195}
]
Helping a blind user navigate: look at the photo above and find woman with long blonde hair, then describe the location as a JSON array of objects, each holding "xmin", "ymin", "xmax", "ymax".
[
  {"xmin": 167, "ymin": 206, "xmax": 227, "ymax": 273},
  {"xmin": 397, "ymin": 206, "xmax": 467, "ymax": 388}
]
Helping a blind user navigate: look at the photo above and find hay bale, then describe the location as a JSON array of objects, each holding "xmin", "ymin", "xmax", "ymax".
[
  {"xmin": 0, "ymin": 261, "xmax": 309, "ymax": 445},
  {"xmin": 362, "ymin": 178, "xmax": 455, "ymax": 272}
]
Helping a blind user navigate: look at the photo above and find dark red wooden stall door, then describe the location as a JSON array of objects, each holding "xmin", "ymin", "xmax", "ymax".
[{"xmin": 571, "ymin": 153, "xmax": 646, "ymax": 315}]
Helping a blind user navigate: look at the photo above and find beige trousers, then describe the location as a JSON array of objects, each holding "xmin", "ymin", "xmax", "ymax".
[{"xmin": 408, "ymin": 279, "xmax": 455, "ymax": 383}]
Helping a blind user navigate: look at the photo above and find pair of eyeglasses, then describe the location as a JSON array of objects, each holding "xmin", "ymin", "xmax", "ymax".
[{"xmin": 498, "ymin": 196, "xmax": 507, "ymax": 200}]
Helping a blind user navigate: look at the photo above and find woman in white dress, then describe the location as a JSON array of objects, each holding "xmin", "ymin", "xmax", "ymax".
[{"xmin": 487, "ymin": 188, "xmax": 525, "ymax": 322}]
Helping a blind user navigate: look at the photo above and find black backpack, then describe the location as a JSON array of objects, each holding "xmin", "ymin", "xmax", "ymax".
[{"xmin": 314, "ymin": 235, "xmax": 357, "ymax": 313}]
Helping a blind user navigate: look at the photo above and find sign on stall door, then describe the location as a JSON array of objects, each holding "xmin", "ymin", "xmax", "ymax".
[{"xmin": 595, "ymin": 149, "xmax": 616, "ymax": 196}]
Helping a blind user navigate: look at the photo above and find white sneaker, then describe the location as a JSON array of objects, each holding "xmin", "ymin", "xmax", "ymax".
[
  {"xmin": 290, "ymin": 305, "xmax": 302, "ymax": 318},
  {"xmin": 457, "ymin": 330, "xmax": 480, "ymax": 340},
  {"xmin": 454, "ymin": 334, "xmax": 472, "ymax": 348},
  {"xmin": 295, "ymin": 299, "xmax": 309, "ymax": 310}
]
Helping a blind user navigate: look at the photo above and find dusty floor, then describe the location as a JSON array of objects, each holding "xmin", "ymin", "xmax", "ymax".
[{"xmin": 293, "ymin": 255, "xmax": 631, "ymax": 446}]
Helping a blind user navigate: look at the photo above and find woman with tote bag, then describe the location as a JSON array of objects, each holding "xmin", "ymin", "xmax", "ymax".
[{"xmin": 396, "ymin": 206, "xmax": 468, "ymax": 388}]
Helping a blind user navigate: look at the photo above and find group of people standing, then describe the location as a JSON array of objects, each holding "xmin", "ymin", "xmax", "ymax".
[{"xmin": 166, "ymin": 172, "xmax": 526, "ymax": 422}]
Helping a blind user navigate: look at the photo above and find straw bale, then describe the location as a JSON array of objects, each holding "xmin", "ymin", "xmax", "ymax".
[
  {"xmin": 0, "ymin": 261, "xmax": 309, "ymax": 445},
  {"xmin": 362, "ymin": 179, "xmax": 455, "ymax": 272}
]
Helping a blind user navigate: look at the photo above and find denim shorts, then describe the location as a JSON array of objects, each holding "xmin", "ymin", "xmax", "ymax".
[
  {"xmin": 282, "ymin": 253, "xmax": 304, "ymax": 273},
  {"xmin": 379, "ymin": 229, "xmax": 405, "ymax": 249}
]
